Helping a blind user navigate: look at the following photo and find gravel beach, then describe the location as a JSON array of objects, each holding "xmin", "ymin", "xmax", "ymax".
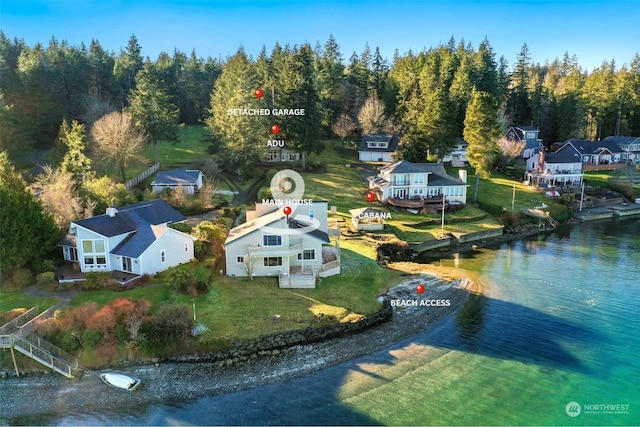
[{"xmin": 0, "ymin": 272, "xmax": 480, "ymax": 422}]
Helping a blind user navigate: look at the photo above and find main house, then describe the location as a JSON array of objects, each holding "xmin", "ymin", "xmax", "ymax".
[
  {"xmin": 358, "ymin": 134, "xmax": 401, "ymax": 162},
  {"xmin": 59, "ymin": 199, "xmax": 196, "ymax": 277},
  {"xmin": 368, "ymin": 160, "xmax": 468, "ymax": 208},
  {"xmin": 504, "ymin": 125, "xmax": 543, "ymax": 159},
  {"xmin": 224, "ymin": 201, "xmax": 340, "ymax": 288},
  {"xmin": 524, "ymin": 142, "xmax": 584, "ymax": 188},
  {"xmin": 151, "ymin": 169, "xmax": 204, "ymax": 194}
]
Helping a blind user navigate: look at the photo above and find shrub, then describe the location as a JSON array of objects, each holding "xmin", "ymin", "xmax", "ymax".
[
  {"xmin": 194, "ymin": 240, "xmax": 208, "ymax": 260},
  {"xmin": 141, "ymin": 304, "xmax": 193, "ymax": 350},
  {"xmin": 81, "ymin": 329, "xmax": 103, "ymax": 348},
  {"xmin": 609, "ymin": 181, "xmax": 638, "ymax": 200},
  {"xmin": 36, "ymin": 271, "xmax": 57, "ymax": 288},
  {"xmin": 82, "ymin": 271, "xmax": 113, "ymax": 291},
  {"xmin": 167, "ymin": 268, "xmax": 209, "ymax": 295},
  {"xmin": 169, "ymin": 222, "xmax": 193, "ymax": 234},
  {"xmin": 12, "ymin": 268, "xmax": 34, "ymax": 289}
]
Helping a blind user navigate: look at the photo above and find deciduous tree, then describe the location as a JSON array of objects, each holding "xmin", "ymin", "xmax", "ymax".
[{"xmin": 91, "ymin": 111, "xmax": 145, "ymax": 182}]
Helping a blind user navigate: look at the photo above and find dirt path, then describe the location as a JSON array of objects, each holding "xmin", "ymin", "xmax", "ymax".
[{"xmin": 23, "ymin": 285, "xmax": 78, "ymax": 310}]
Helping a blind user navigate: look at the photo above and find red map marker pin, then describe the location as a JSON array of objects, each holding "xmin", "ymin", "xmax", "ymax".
[
  {"xmin": 283, "ymin": 206, "xmax": 292, "ymax": 216},
  {"xmin": 271, "ymin": 124, "xmax": 280, "ymax": 134},
  {"xmin": 416, "ymin": 284, "xmax": 425, "ymax": 294},
  {"xmin": 366, "ymin": 192, "xmax": 376, "ymax": 203},
  {"xmin": 254, "ymin": 88, "xmax": 264, "ymax": 99}
]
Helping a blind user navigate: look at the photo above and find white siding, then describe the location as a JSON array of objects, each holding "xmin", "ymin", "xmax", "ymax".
[{"xmin": 138, "ymin": 229, "xmax": 195, "ymax": 275}]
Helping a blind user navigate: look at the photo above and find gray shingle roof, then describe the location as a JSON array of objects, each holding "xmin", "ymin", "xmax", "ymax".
[
  {"xmin": 152, "ymin": 169, "xmax": 202, "ymax": 186},
  {"xmin": 358, "ymin": 134, "xmax": 400, "ymax": 153},
  {"xmin": 73, "ymin": 199, "xmax": 186, "ymax": 237}
]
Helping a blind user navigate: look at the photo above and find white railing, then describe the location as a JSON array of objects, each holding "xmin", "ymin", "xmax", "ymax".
[
  {"xmin": 0, "ymin": 306, "xmax": 41, "ymax": 335},
  {"xmin": 11, "ymin": 335, "xmax": 76, "ymax": 378},
  {"xmin": 125, "ymin": 162, "xmax": 160, "ymax": 189}
]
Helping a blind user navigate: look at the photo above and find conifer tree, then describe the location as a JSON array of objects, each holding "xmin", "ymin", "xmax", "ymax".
[
  {"xmin": 58, "ymin": 119, "xmax": 91, "ymax": 178},
  {"xmin": 463, "ymin": 90, "xmax": 500, "ymax": 179}
]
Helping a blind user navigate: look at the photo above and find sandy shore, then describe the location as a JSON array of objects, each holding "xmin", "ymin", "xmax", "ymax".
[{"xmin": 0, "ymin": 272, "xmax": 480, "ymax": 421}]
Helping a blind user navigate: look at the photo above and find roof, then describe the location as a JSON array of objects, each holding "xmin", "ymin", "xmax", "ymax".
[
  {"xmin": 602, "ymin": 136, "xmax": 640, "ymax": 146},
  {"xmin": 358, "ymin": 134, "xmax": 401, "ymax": 153},
  {"xmin": 111, "ymin": 224, "xmax": 167, "ymax": 258},
  {"xmin": 73, "ymin": 199, "xmax": 186, "ymax": 238},
  {"xmin": 373, "ymin": 161, "xmax": 467, "ymax": 187},
  {"xmin": 151, "ymin": 169, "xmax": 202, "ymax": 186},
  {"xmin": 544, "ymin": 143, "xmax": 582, "ymax": 163},
  {"xmin": 349, "ymin": 207, "xmax": 387, "ymax": 218},
  {"xmin": 505, "ymin": 125, "xmax": 540, "ymax": 142},
  {"xmin": 565, "ymin": 138, "xmax": 625, "ymax": 155},
  {"xmin": 225, "ymin": 209, "xmax": 330, "ymax": 245}
]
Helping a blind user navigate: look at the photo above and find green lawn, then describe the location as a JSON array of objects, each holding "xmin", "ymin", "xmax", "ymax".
[
  {"xmin": 0, "ymin": 292, "xmax": 57, "ymax": 313},
  {"xmin": 93, "ymin": 125, "xmax": 214, "ymax": 182}
]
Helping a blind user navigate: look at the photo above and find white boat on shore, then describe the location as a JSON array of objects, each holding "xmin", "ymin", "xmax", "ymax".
[{"xmin": 100, "ymin": 372, "xmax": 141, "ymax": 392}]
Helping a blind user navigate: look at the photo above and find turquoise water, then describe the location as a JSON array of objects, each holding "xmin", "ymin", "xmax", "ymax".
[{"xmin": 23, "ymin": 218, "xmax": 640, "ymax": 425}]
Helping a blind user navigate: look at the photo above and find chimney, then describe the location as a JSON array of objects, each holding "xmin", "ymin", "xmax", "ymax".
[
  {"xmin": 106, "ymin": 207, "xmax": 118, "ymax": 218},
  {"xmin": 458, "ymin": 169, "xmax": 467, "ymax": 183}
]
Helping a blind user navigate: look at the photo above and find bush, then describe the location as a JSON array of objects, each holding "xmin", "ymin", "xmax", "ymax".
[
  {"xmin": 36, "ymin": 271, "xmax": 57, "ymax": 288},
  {"xmin": 82, "ymin": 271, "xmax": 113, "ymax": 291},
  {"xmin": 12, "ymin": 268, "xmax": 34, "ymax": 289},
  {"xmin": 141, "ymin": 304, "xmax": 193, "ymax": 350},
  {"xmin": 609, "ymin": 181, "xmax": 638, "ymax": 200},
  {"xmin": 167, "ymin": 268, "xmax": 210, "ymax": 295},
  {"xmin": 194, "ymin": 240, "xmax": 208, "ymax": 260},
  {"xmin": 169, "ymin": 222, "xmax": 193, "ymax": 234},
  {"xmin": 82, "ymin": 329, "xmax": 103, "ymax": 348}
]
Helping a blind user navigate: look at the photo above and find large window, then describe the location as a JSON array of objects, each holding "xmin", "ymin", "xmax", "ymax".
[
  {"xmin": 297, "ymin": 249, "xmax": 315, "ymax": 261},
  {"xmin": 81, "ymin": 239, "xmax": 107, "ymax": 267},
  {"xmin": 264, "ymin": 257, "xmax": 282, "ymax": 267},
  {"xmin": 263, "ymin": 235, "xmax": 282, "ymax": 246},
  {"xmin": 413, "ymin": 174, "xmax": 425, "ymax": 184}
]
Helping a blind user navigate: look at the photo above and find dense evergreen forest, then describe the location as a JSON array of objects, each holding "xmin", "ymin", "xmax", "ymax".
[{"xmin": 1, "ymin": 32, "xmax": 639, "ymax": 168}]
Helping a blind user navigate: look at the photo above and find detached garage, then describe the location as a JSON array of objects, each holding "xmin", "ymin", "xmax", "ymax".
[{"xmin": 151, "ymin": 169, "xmax": 204, "ymax": 195}]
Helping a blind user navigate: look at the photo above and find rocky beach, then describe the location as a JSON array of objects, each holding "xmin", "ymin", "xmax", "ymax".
[{"xmin": 0, "ymin": 273, "xmax": 480, "ymax": 422}]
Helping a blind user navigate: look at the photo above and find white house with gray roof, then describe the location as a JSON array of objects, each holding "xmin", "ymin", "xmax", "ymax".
[
  {"xmin": 368, "ymin": 160, "xmax": 469, "ymax": 207},
  {"xmin": 151, "ymin": 169, "xmax": 204, "ymax": 194},
  {"xmin": 358, "ymin": 134, "xmax": 401, "ymax": 162},
  {"xmin": 224, "ymin": 201, "xmax": 340, "ymax": 288},
  {"xmin": 59, "ymin": 199, "xmax": 196, "ymax": 277}
]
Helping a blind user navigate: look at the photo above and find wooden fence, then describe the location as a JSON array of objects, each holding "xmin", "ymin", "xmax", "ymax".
[{"xmin": 125, "ymin": 162, "xmax": 160, "ymax": 189}]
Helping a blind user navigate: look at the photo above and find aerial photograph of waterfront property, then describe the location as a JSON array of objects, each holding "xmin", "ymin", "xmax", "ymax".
[{"xmin": 1, "ymin": 0, "xmax": 639, "ymax": 425}]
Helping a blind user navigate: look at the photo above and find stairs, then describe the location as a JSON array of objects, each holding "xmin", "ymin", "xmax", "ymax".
[{"xmin": 0, "ymin": 306, "xmax": 86, "ymax": 378}]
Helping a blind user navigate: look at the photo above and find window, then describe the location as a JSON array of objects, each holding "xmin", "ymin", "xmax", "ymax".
[
  {"xmin": 297, "ymin": 249, "xmax": 315, "ymax": 260},
  {"xmin": 413, "ymin": 188, "xmax": 423, "ymax": 195},
  {"xmin": 308, "ymin": 209, "xmax": 315, "ymax": 220},
  {"xmin": 81, "ymin": 239, "xmax": 107, "ymax": 267},
  {"xmin": 161, "ymin": 250, "xmax": 166, "ymax": 263},
  {"xmin": 184, "ymin": 242, "xmax": 189, "ymax": 252},
  {"xmin": 237, "ymin": 256, "xmax": 245, "ymax": 263},
  {"xmin": 263, "ymin": 257, "xmax": 282, "ymax": 267},
  {"xmin": 263, "ymin": 235, "xmax": 282, "ymax": 246},
  {"xmin": 414, "ymin": 174, "xmax": 424, "ymax": 184}
]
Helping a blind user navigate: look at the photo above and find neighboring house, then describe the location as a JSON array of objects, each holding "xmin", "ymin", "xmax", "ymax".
[
  {"xmin": 441, "ymin": 138, "xmax": 469, "ymax": 165},
  {"xmin": 151, "ymin": 169, "xmax": 204, "ymax": 194},
  {"xmin": 566, "ymin": 138, "xmax": 629, "ymax": 167},
  {"xmin": 59, "ymin": 199, "xmax": 196, "ymax": 277},
  {"xmin": 601, "ymin": 136, "xmax": 640, "ymax": 165},
  {"xmin": 225, "ymin": 201, "xmax": 340, "ymax": 288},
  {"xmin": 358, "ymin": 134, "xmax": 401, "ymax": 162},
  {"xmin": 368, "ymin": 160, "xmax": 468, "ymax": 208},
  {"xmin": 524, "ymin": 142, "xmax": 584, "ymax": 187},
  {"xmin": 264, "ymin": 142, "xmax": 301, "ymax": 163},
  {"xmin": 504, "ymin": 125, "xmax": 543, "ymax": 159}
]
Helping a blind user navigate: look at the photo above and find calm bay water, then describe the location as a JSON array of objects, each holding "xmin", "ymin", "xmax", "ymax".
[{"xmin": 25, "ymin": 218, "xmax": 640, "ymax": 425}]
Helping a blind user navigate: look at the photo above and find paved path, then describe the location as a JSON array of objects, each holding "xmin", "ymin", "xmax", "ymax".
[{"xmin": 23, "ymin": 285, "xmax": 78, "ymax": 310}]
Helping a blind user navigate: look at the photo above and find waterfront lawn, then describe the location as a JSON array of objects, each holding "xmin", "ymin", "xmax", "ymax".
[{"xmin": 0, "ymin": 292, "xmax": 57, "ymax": 313}]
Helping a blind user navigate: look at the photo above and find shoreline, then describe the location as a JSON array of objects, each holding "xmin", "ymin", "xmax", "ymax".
[{"xmin": 0, "ymin": 273, "xmax": 480, "ymax": 421}]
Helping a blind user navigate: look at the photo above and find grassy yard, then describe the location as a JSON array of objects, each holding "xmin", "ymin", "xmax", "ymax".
[
  {"xmin": 0, "ymin": 292, "xmax": 57, "ymax": 313},
  {"xmin": 93, "ymin": 125, "xmax": 214, "ymax": 182}
]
